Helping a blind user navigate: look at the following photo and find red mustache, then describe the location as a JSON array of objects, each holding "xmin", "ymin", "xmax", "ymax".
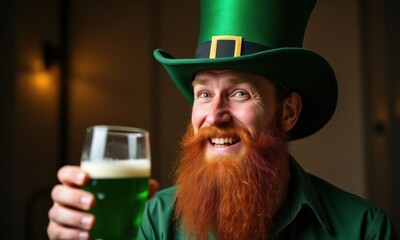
[{"xmin": 182, "ymin": 125, "xmax": 253, "ymax": 149}]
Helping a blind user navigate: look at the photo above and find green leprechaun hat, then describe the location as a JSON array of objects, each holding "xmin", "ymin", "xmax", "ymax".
[{"xmin": 154, "ymin": 0, "xmax": 338, "ymax": 140}]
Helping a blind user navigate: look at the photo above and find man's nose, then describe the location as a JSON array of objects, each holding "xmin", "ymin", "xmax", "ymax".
[{"xmin": 205, "ymin": 96, "xmax": 232, "ymax": 126}]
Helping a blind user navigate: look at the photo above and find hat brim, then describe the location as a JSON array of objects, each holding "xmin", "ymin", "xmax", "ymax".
[{"xmin": 154, "ymin": 47, "xmax": 337, "ymax": 140}]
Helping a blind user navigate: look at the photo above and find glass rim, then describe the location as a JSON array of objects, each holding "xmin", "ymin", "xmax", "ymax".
[{"xmin": 87, "ymin": 125, "xmax": 148, "ymax": 135}]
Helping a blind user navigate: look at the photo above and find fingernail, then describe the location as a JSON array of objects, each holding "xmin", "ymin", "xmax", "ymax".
[
  {"xmin": 75, "ymin": 172, "xmax": 85, "ymax": 183},
  {"xmin": 81, "ymin": 216, "xmax": 93, "ymax": 227},
  {"xmin": 78, "ymin": 231, "xmax": 89, "ymax": 240},
  {"xmin": 80, "ymin": 196, "xmax": 91, "ymax": 207}
]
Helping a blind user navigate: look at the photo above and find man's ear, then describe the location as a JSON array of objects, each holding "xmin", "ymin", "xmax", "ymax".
[{"xmin": 281, "ymin": 92, "xmax": 302, "ymax": 132}]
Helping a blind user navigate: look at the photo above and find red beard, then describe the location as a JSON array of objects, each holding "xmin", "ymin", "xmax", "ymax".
[{"xmin": 174, "ymin": 124, "xmax": 290, "ymax": 240}]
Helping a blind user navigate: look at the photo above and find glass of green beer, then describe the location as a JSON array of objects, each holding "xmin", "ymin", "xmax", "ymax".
[{"xmin": 80, "ymin": 125, "xmax": 151, "ymax": 240}]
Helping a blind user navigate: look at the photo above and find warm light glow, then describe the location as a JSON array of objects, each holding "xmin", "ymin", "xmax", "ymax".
[
  {"xmin": 34, "ymin": 71, "xmax": 52, "ymax": 90},
  {"xmin": 29, "ymin": 64, "xmax": 59, "ymax": 94}
]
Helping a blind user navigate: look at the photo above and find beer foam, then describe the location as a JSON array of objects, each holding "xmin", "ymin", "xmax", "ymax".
[{"xmin": 81, "ymin": 159, "xmax": 150, "ymax": 178}]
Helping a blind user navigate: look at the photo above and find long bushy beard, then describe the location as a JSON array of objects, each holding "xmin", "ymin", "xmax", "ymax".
[{"xmin": 173, "ymin": 123, "xmax": 290, "ymax": 240}]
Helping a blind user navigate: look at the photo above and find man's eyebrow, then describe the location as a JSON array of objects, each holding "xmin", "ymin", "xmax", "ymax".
[{"xmin": 192, "ymin": 77, "xmax": 208, "ymax": 87}]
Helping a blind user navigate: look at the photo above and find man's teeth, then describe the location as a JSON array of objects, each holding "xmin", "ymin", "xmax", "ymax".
[{"xmin": 211, "ymin": 138, "xmax": 234, "ymax": 144}]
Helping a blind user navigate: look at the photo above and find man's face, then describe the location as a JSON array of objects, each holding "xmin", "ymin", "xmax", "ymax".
[
  {"xmin": 191, "ymin": 69, "xmax": 281, "ymax": 153},
  {"xmin": 175, "ymin": 69, "xmax": 290, "ymax": 239}
]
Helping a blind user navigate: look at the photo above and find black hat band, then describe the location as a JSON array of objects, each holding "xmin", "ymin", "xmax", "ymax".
[{"xmin": 195, "ymin": 36, "xmax": 270, "ymax": 59}]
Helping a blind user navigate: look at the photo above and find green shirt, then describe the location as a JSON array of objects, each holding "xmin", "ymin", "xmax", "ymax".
[{"xmin": 138, "ymin": 158, "xmax": 399, "ymax": 239}]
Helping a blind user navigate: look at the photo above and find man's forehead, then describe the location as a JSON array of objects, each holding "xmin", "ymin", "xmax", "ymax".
[{"xmin": 193, "ymin": 69, "xmax": 268, "ymax": 86}]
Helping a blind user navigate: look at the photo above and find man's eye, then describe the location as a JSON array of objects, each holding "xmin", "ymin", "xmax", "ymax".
[
  {"xmin": 199, "ymin": 92, "xmax": 211, "ymax": 98},
  {"xmin": 233, "ymin": 90, "xmax": 248, "ymax": 97},
  {"xmin": 229, "ymin": 90, "xmax": 251, "ymax": 101}
]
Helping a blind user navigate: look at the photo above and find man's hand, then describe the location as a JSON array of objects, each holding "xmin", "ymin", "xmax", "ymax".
[
  {"xmin": 47, "ymin": 166, "xmax": 160, "ymax": 240},
  {"xmin": 148, "ymin": 179, "xmax": 160, "ymax": 199},
  {"xmin": 47, "ymin": 166, "xmax": 95, "ymax": 239}
]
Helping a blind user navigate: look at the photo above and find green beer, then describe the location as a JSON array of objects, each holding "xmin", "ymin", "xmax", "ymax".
[{"xmin": 81, "ymin": 159, "xmax": 150, "ymax": 240}]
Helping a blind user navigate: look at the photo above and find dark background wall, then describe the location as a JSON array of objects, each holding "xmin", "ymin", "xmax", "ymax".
[
  {"xmin": 1, "ymin": 0, "xmax": 399, "ymax": 239},
  {"xmin": 1, "ymin": 0, "xmax": 16, "ymax": 238}
]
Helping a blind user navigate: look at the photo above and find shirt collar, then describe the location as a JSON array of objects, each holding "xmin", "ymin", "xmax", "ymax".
[{"xmin": 271, "ymin": 156, "xmax": 332, "ymax": 236}]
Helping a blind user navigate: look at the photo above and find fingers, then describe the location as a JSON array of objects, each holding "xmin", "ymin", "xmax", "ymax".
[
  {"xmin": 57, "ymin": 165, "xmax": 89, "ymax": 186},
  {"xmin": 51, "ymin": 184, "xmax": 95, "ymax": 210},
  {"xmin": 47, "ymin": 220, "xmax": 90, "ymax": 240},
  {"xmin": 48, "ymin": 202, "xmax": 95, "ymax": 229},
  {"xmin": 48, "ymin": 166, "xmax": 95, "ymax": 239},
  {"xmin": 48, "ymin": 202, "xmax": 94, "ymax": 239},
  {"xmin": 148, "ymin": 179, "xmax": 160, "ymax": 199}
]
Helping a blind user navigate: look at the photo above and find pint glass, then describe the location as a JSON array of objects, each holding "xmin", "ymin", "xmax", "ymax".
[{"xmin": 80, "ymin": 125, "xmax": 151, "ymax": 240}]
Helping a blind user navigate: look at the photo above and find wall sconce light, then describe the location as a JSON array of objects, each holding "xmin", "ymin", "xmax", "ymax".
[{"xmin": 42, "ymin": 42, "xmax": 60, "ymax": 69}]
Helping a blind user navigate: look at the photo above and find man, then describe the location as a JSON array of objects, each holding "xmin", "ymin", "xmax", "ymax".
[{"xmin": 47, "ymin": 0, "xmax": 399, "ymax": 239}]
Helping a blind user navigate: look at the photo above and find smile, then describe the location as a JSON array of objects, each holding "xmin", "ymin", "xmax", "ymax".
[{"xmin": 210, "ymin": 137, "xmax": 240, "ymax": 148}]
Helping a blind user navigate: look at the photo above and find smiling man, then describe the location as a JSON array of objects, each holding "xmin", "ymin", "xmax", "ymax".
[
  {"xmin": 172, "ymin": 70, "xmax": 298, "ymax": 239},
  {"xmin": 47, "ymin": 0, "xmax": 399, "ymax": 239},
  {"xmin": 138, "ymin": 0, "xmax": 398, "ymax": 238}
]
